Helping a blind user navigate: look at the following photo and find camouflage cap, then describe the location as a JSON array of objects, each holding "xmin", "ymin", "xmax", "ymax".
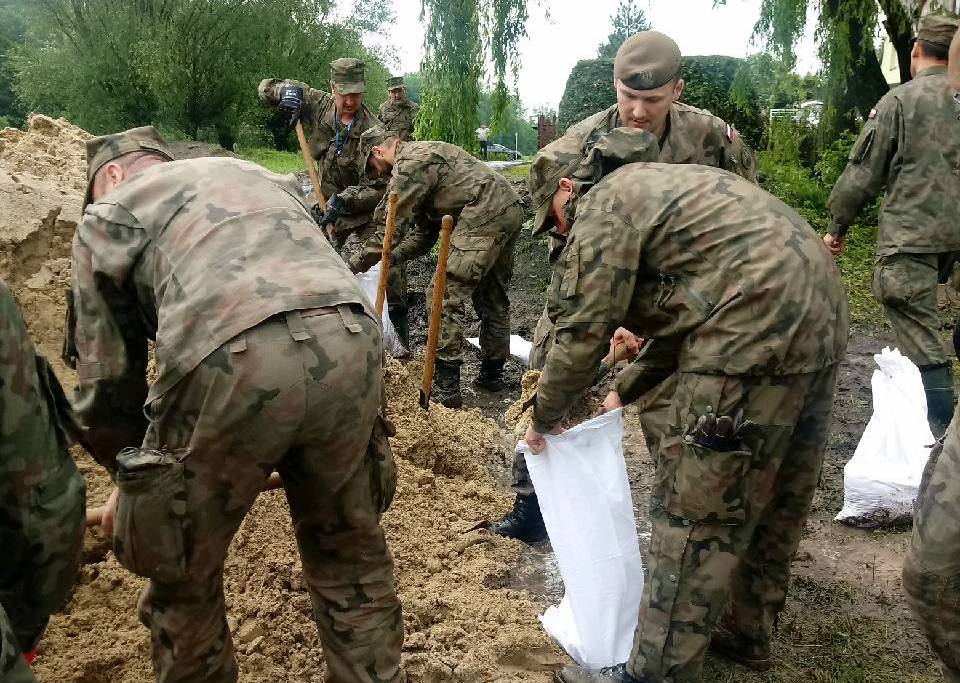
[
  {"xmin": 527, "ymin": 136, "xmax": 585, "ymax": 234},
  {"xmin": 917, "ymin": 13, "xmax": 959, "ymax": 48},
  {"xmin": 84, "ymin": 126, "xmax": 173, "ymax": 209},
  {"xmin": 614, "ymin": 30, "xmax": 682, "ymax": 91},
  {"xmin": 387, "ymin": 76, "xmax": 404, "ymax": 90},
  {"xmin": 357, "ymin": 125, "xmax": 397, "ymax": 176},
  {"xmin": 570, "ymin": 127, "xmax": 659, "ymax": 187},
  {"xmin": 331, "ymin": 58, "xmax": 366, "ymax": 95}
]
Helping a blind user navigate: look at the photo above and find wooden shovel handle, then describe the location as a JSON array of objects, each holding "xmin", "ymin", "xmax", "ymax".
[
  {"xmin": 375, "ymin": 192, "xmax": 399, "ymax": 316},
  {"xmin": 420, "ymin": 215, "xmax": 454, "ymax": 409},
  {"xmin": 294, "ymin": 120, "xmax": 330, "ymax": 237}
]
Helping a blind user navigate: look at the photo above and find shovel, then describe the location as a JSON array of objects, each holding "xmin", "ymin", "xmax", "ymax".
[
  {"xmin": 419, "ymin": 215, "xmax": 454, "ymax": 409},
  {"xmin": 294, "ymin": 120, "xmax": 330, "ymax": 239},
  {"xmin": 374, "ymin": 191, "xmax": 399, "ymax": 316}
]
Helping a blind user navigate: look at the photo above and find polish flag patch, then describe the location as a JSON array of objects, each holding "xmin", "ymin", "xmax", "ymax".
[
  {"xmin": 726, "ymin": 123, "xmax": 736, "ymax": 143},
  {"xmin": 868, "ymin": 108, "xmax": 877, "ymax": 119}
]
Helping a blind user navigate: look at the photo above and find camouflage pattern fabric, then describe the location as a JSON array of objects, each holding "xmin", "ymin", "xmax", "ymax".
[
  {"xmin": 69, "ymin": 157, "xmax": 403, "ymax": 681},
  {"xmin": 132, "ymin": 311, "xmax": 402, "ymax": 683},
  {"xmin": 258, "ymin": 78, "xmax": 382, "ymax": 236},
  {"xmin": 531, "ymin": 162, "xmax": 847, "ymax": 682},
  {"xmin": 905, "ymin": 402, "xmax": 960, "ymax": 683},
  {"xmin": 871, "ymin": 252, "xmax": 955, "ymax": 368},
  {"xmin": 378, "ymin": 99, "xmax": 419, "ymax": 141},
  {"xmin": 354, "ymin": 141, "xmax": 524, "ymax": 363},
  {"xmin": 0, "ymin": 279, "xmax": 85, "ymax": 658},
  {"xmin": 827, "ymin": 66, "xmax": 960, "ymax": 256},
  {"xmin": 0, "ymin": 603, "xmax": 36, "ymax": 683}
]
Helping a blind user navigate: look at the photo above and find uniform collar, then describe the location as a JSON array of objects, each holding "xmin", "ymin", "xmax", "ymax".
[{"xmin": 916, "ymin": 65, "xmax": 948, "ymax": 79}]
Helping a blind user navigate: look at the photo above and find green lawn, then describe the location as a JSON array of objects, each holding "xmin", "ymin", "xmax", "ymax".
[{"xmin": 238, "ymin": 147, "xmax": 303, "ymax": 174}]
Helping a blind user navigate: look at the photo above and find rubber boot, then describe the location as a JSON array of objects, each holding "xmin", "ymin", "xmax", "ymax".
[
  {"xmin": 490, "ymin": 493, "xmax": 548, "ymax": 544},
  {"xmin": 473, "ymin": 359, "xmax": 505, "ymax": 391},
  {"xmin": 709, "ymin": 619, "xmax": 773, "ymax": 672},
  {"xmin": 387, "ymin": 304, "xmax": 410, "ymax": 358},
  {"xmin": 555, "ymin": 663, "xmax": 646, "ymax": 683},
  {"xmin": 921, "ymin": 364, "xmax": 955, "ymax": 438},
  {"xmin": 432, "ymin": 359, "xmax": 463, "ymax": 408}
]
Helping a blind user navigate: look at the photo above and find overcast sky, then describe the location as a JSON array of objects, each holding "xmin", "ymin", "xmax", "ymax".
[{"xmin": 361, "ymin": 0, "xmax": 821, "ymax": 112}]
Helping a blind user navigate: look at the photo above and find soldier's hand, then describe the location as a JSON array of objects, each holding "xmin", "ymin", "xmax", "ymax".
[
  {"xmin": 321, "ymin": 194, "xmax": 344, "ymax": 227},
  {"xmin": 823, "ymin": 233, "xmax": 845, "ymax": 257},
  {"xmin": 279, "ymin": 84, "xmax": 304, "ymax": 126},
  {"xmin": 600, "ymin": 390, "xmax": 624, "ymax": 414},
  {"xmin": 525, "ymin": 423, "xmax": 563, "ymax": 455},
  {"xmin": 609, "ymin": 327, "xmax": 642, "ymax": 362},
  {"xmin": 101, "ymin": 486, "xmax": 120, "ymax": 537}
]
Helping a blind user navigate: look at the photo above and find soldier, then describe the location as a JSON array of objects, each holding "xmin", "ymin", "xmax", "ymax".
[
  {"xmin": 69, "ymin": 127, "xmax": 403, "ymax": 683},
  {"xmin": 524, "ymin": 128, "xmax": 848, "ymax": 683},
  {"xmin": 825, "ymin": 14, "xmax": 960, "ymax": 436},
  {"xmin": 952, "ymin": 23, "xmax": 960, "ymax": 90},
  {"xmin": 349, "ymin": 129, "xmax": 524, "ymax": 408},
  {"xmin": 1, "ymin": 279, "xmax": 85, "ymax": 683},
  {"xmin": 378, "ymin": 76, "xmax": 419, "ymax": 141},
  {"xmin": 259, "ymin": 58, "xmax": 382, "ymax": 251}
]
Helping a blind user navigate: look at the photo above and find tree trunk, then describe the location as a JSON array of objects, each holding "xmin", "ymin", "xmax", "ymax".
[{"xmin": 879, "ymin": 0, "xmax": 915, "ymax": 83}]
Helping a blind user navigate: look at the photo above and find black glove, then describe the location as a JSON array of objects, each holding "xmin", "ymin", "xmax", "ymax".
[
  {"xmin": 278, "ymin": 84, "xmax": 304, "ymax": 127},
  {"xmin": 685, "ymin": 406, "xmax": 756, "ymax": 452},
  {"xmin": 388, "ymin": 250, "xmax": 403, "ymax": 267},
  {"xmin": 321, "ymin": 194, "xmax": 344, "ymax": 227}
]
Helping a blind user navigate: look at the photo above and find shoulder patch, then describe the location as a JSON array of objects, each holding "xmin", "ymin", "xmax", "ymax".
[
  {"xmin": 726, "ymin": 123, "xmax": 736, "ymax": 143},
  {"xmin": 868, "ymin": 108, "xmax": 877, "ymax": 119}
]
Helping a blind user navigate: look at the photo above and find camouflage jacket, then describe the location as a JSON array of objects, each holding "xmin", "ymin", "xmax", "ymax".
[
  {"xmin": 826, "ymin": 67, "xmax": 960, "ymax": 256},
  {"xmin": 354, "ymin": 141, "xmax": 522, "ymax": 271},
  {"xmin": 378, "ymin": 99, "xmax": 419, "ymax": 141},
  {"xmin": 258, "ymin": 78, "xmax": 382, "ymax": 232},
  {"xmin": 69, "ymin": 157, "xmax": 375, "ymax": 470},
  {"xmin": 563, "ymin": 101, "xmax": 758, "ymax": 183},
  {"xmin": 532, "ymin": 163, "xmax": 849, "ymax": 432}
]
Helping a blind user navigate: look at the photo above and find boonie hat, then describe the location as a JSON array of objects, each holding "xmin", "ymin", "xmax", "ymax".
[
  {"xmin": 614, "ymin": 30, "xmax": 682, "ymax": 91},
  {"xmin": 84, "ymin": 126, "xmax": 173, "ymax": 209},
  {"xmin": 331, "ymin": 58, "xmax": 366, "ymax": 95}
]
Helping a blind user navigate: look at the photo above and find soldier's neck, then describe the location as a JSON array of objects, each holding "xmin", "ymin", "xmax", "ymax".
[{"xmin": 338, "ymin": 110, "xmax": 357, "ymax": 126}]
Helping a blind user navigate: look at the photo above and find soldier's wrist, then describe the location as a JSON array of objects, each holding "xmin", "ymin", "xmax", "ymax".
[{"xmin": 827, "ymin": 220, "xmax": 846, "ymax": 239}]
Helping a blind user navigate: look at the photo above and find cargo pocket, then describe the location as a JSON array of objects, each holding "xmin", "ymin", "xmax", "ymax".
[
  {"xmin": 368, "ymin": 415, "xmax": 398, "ymax": 514},
  {"xmin": 447, "ymin": 235, "xmax": 496, "ymax": 284},
  {"xmin": 849, "ymin": 128, "xmax": 875, "ymax": 164},
  {"xmin": 663, "ymin": 438, "xmax": 751, "ymax": 524},
  {"xmin": 872, "ymin": 255, "xmax": 931, "ymax": 307},
  {"xmin": 113, "ymin": 448, "xmax": 190, "ymax": 583}
]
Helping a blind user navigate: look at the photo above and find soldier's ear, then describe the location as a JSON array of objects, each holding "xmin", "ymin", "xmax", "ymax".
[
  {"xmin": 558, "ymin": 178, "xmax": 574, "ymax": 193},
  {"xmin": 672, "ymin": 79, "xmax": 685, "ymax": 101}
]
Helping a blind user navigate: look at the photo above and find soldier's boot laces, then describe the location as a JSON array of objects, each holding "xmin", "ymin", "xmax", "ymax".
[
  {"xmin": 555, "ymin": 663, "xmax": 647, "ymax": 683},
  {"xmin": 432, "ymin": 359, "xmax": 463, "ymax": 409},
  {"xmin": 490, "ymin": 493, "xmax": 547, "ymax": 544},
  {"xmin": 388, "ymin": 304, "xmax": 410, "ymax": 359},
  {"xmin": 473, "ymin": 359, "xmax": 505, "ymax": 391},
  {"xmin": 708, "ymin": 620, "xmax": 772, "ymax": 672}
]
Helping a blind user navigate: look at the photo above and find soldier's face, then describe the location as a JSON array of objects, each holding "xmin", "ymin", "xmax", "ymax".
[
  {"xmin": 333, "ymin": 87, "xmax": 362, "ymax": 118},
  {"xmin": 615, "ymin": 78, "xmax": 684, "ymax": 137},
  {"xmin": 389, "ymin": 87, "xmax": 405, "ymax": 103}
]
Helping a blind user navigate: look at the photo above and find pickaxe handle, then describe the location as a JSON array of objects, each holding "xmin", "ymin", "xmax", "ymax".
[
  {"xmin": 419, "ymin": 215, "xmax": 454, "ymax": 409},
  {"xmin": 294, "ymin": 120, "xmax": 330, "ymax": 239},
  {"xmin": 375, "ymin": 192, "xmax": 399, "ymax": 316},
  {"xmin": 84, "ymin": 471, "xmax": 284, "ymax": 528}
]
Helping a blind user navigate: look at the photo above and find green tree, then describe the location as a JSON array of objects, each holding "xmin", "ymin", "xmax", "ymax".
[
  {"xmin": 415, "ymin": 0, "xmax": 527, "ymax": 148},
  {"xmin": 0, "ymin": 0, "xmax": 27, "ymax": 127},
  {"xmin": 597, "ymin": 0, "xmax": 651, "ymax": 58}
]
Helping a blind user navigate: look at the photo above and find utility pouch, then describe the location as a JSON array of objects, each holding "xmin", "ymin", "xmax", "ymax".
[
  {"xmin": 113, "ymin": 447, "xmax": 190, "ymax": 583},
  {"xmin": 368, "ymin": 416, "xmax": 398, "ymax": 514}
]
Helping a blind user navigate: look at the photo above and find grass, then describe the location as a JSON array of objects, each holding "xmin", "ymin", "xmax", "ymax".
[
  {"xmin": 237, "ymin": 147, "xmax": 303, "ymax": 174},
  {"xmin": 499, "ymin": 162, "xmax": 530, "ymax": 182}
]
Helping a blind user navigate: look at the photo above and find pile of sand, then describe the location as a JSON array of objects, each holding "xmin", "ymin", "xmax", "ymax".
[
  {"xmin": 506, "ymin": 370, "xmax": 601, "ymax": 439},
  {"xmin": 0, "ymin": 114, "xmax": 91, "ymax": 192}
]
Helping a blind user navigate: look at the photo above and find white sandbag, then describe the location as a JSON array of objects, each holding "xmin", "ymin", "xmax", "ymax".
[
  {"xmin": 355, "ymin": 263, "xmax": 406, "ymax": 358},
  {"xmin": 518, "ymin": 409, "xmax": 643, "ymax": 667},
  {"xmin": 836, "ymin": 347, "xmax": 934, "ymax": 528},
  {"xmin": 466, "ymin": 335, "xmax": 532, "ymax": 366}
]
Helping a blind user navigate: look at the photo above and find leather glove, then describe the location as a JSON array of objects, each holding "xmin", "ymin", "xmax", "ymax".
[
  {"xmin": 321, "ymin": 194, "xmax": 344, "ymax": 228},
  {"xmin": 278, "ymin": 84, "xmax": 304, "ymax": 127},
  {"xmin": 685, "ymin": 406, "xmax": 756, "ymax": 452}
]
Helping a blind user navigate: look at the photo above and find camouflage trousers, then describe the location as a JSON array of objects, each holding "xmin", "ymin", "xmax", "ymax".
[
  {"xmin": 125, "ymin": 307, "xmax": 403, "ymax": 683},
  {"xmin": 430, "ymin": 206, "xmax": 522, "ymax": 364},
  {"xmin": 904, "ymin": 401, "xmax": 960, "ymax": 683},
  {"xmin": 872, "ymin": 252, "xmax": 957, "ymax": 368},
  {"xmin": 0, "ymin": 602, "xmax": 36, "ymax": 683},
  {"xmin": 626, "ymin": 366, "xmax": 838, "ymax": 683}
]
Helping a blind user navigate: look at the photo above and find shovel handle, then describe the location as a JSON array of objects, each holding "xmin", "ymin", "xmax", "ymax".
[
  {"xmin": 294, "ymin": 120, "xmax": 329, "ymax": 237},
  {"xmin": 420, "ymin": 215, "xmax": 454, "ymax": 409},
  {"xmin": 375, "ymin": 192, "xmax": 399, "ymax": 316}
]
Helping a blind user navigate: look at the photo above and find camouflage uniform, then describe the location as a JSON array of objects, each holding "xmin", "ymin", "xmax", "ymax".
[
  {"xmin": 70, "ymin": 133, "xmax": 402, "ymax": 683},
  {"xmin": 378, "ymin": 100, "xmax": 419, "ymax": 142},
  {"xmin": 534, "ymin": 143, "xmax": 848, "ymax": 682},
  {"xmin": 353, "ymin": 140, "xmax": 524, "ymax": 366},
  {"xmin": 258, "ymin": 61, "xmax": 382, "ymax": 248},
  {"xmin": 826, "ymin": 22, "xmax": 960, "ymax": 434},
  {"xmin": 1, "ymin": 279, "xmax": 85, "ymax": 682},
  {"xmin": 904, "ymin": 400, "xmax": 960, "ymax": 683}
]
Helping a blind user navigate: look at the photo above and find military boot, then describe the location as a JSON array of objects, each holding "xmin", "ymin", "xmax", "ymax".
[
  {"xmin": 709, "ymin": 620, "xmax": 773, "ymax": 672},
  {"xmin": 921, "ymin": 363, "xmax": 956, "ymax": 438},
  {"xmin": 490, "ymin": 493, "xmax": 547, "ymax": 544},
  {"xmin": 555, "ymin": 663, "xmax": 646, "ymax": 683},
  {"xmin": 432, "ymin": 359, "xmax": 463, "ymax": 408},
  {"xmin": 387, "ymin": 304, "xmax": 410, "ymax": 359},
  {"xmin": 473, "ymin": 359, "xmax": 505, "ymax": 391}
]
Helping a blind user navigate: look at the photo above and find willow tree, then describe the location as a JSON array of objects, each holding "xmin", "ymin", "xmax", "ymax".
[{"xmin": 415, "ymin": 0, "xmax": 527, "ymax": 147}]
